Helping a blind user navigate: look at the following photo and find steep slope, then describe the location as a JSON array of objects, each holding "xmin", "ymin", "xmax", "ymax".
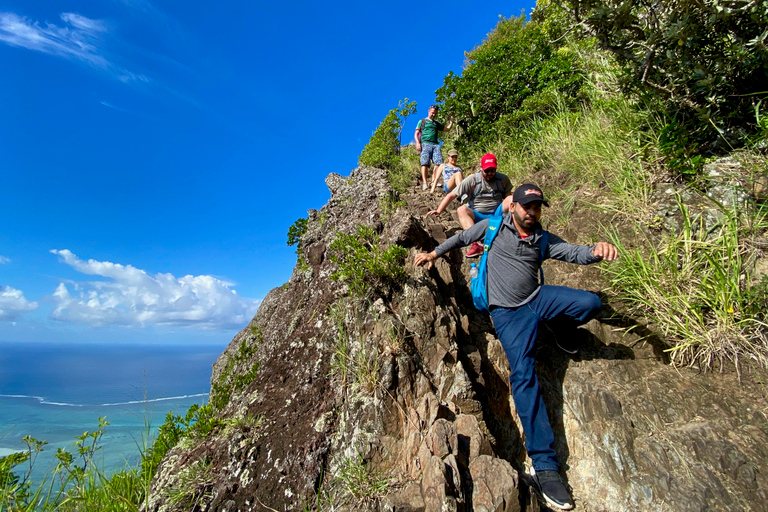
[{"xmin": 144, "ymin": 165, "xmax": 768, "ymax": 512}]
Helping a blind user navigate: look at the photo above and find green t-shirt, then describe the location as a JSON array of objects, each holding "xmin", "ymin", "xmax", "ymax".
[{"xmin": 417, "ymin": 118, "xmax": 444, "ymax": 144}]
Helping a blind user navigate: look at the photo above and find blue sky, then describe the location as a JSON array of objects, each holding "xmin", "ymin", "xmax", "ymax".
[{"xmin": 0, "ymin": 0, "xmax": 533, "ymax": 345}]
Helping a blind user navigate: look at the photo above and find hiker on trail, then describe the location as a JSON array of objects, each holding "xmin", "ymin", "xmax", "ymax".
[
  {"xmin": 415, "ymin": 105, "xmax": 453, "ymax": 191},
  {"xmin": 426, "ymin": 153, "xmax": 512, "ymax": 258},
  {"xmin": 429, "ymin": 148, "xmax": 464, "ymax": 194},
  {"xmin": 414, "ymin": 184, "xmax": 618, "ymax": 511}
]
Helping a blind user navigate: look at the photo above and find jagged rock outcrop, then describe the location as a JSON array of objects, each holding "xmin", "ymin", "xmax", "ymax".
[{"xmin": 144, "ymin": 164, "xmax": 768, "ymax": 512}]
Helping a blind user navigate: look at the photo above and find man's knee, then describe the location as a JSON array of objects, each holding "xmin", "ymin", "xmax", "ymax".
[
  {"xmin": 578, "ymin": 292, "xmax": 602, "ymax": 322},
  {"xmin": 457, "ymin": 206, "xmax": 475, "ymax": 226},
  {"xmin": 502, "ymin": 195, "xmax": 514, "ymax": 213}
]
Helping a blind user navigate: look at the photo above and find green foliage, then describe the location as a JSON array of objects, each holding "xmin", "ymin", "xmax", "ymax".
[
  {"xmin": 210, "ymin": 330, "xmax": 262, "ymax": 411},
  {"xmin": 55, "ymin": 416, "xmax": 109, "ymax": 491},
  {"xmin": 329, "ymin": 226, "xmax": 408, "ymax": 297},
  {"xmin": 140, "ymin": 403, "xmax": 220, "ymax": 480},
  {"xmin": 328, "ymin": 300, "xmax": 382, "ymax": 395},
  {"xmin": 507, "ymin": 97, "xmax": 655, "ymax": 215},
  {"xmin": 358, "ymin": 98, "xmax": 417, "ymax": 172},
  {"xmin": 603, "ymin": 199, "xmax": 768, "ymax": 370},
  {"xmin": 558, "ymin": 0, "xmax": 768, "ymax": 153},
  {"xmin": 1, "ymin": 420, "xmax": 153, "ymax": 512},
  {"xmin": 0, "ymin": 436, "xmax": 47, "ymax": 510},
  {"xmin": 436, "ymin": 14, "xmax": 586, "ymax": 150},
  {"xmin": 333, "ymin": 453, "xmax": 391, "ymax": 506},
  {"xmin": 163, "ymin": 458, "xmax": 214, "ymax": 510},
  {"xmin": 287, "ymin": 217, "xmax": 308, "ymax": 251}
]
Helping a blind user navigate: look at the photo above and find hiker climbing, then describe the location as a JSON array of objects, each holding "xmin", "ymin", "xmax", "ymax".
[
  {"xmin": 426, "ymin": 153, "xmax": 512, "ymax": 258},
  {"xmin": 414, "ymin": 184, "xmax": 618, "ymax": 511},
  {"xmin": 414, "ymin": 105, "xmax": 453, "ymax": 191},
  {"xmin": 429, "ymin": 148, "xmax": 464, "ymax": 194}
]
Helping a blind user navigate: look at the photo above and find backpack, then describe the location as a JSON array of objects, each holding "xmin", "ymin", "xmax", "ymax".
[
  {"xmin": 471, "ymin": 218, "xmax": 549, "ymax": 313},
  {"xmin": 467, "ymin": 172, "xmax": 507, "ymax": 210}
]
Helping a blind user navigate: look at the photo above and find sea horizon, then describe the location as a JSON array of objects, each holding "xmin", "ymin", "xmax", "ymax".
[{"xmin": 0, "ymin": 340, "xmax": 227, "ymax": 483}]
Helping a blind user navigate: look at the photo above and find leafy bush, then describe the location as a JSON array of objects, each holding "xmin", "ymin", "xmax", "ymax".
[
  {"xmin": 329, "ymin": 226, "xmax": 407, "ymax": 297},
  {"xmin": 287, "ymin": 217, "xmax": 307, "ymax": 253},
  {"xmin": 1, "ymin": 420, "xmax": 152, "ymax": 512},
  {"xmin": 436, "ymin": 14, "xmax": 586, "ymax": 150},
  {"xmin": 557, "ymin": 0, "xmax": 768, "ymax": 153},
  {"xmin": 358, "ymin": 98, "xmax": 417, "ymax": 173},
  {"xmin": 140, "ymin": 403, "xmax": 220, "ymax": 480}
]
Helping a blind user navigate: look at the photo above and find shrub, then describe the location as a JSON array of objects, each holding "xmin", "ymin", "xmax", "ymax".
[
  {"xmin": 287, "ymin": 217, "xmax": 307, "ymax": 253},
  {"xmin": 557, "ymin": 0, "xmax": 768, "ymax": 153},
  {"xmin": 358, "ymin": 98, "xmax": 417, "ymax": 173},
  {"xmin": 435, "ymin": 14, "xmax": 586, "ymax": 150},
  {"xmin": 329, "ymin": 226, "xmax": 407, "ymax": 297}
]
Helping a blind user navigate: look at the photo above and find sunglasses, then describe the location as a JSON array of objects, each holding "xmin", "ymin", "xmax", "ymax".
[{"xmin": 482, "ymin": 167, "xmax": 497, "ymax": 173}]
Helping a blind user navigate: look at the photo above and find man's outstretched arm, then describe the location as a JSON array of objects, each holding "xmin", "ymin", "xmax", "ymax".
[{"xmin": 591, "ymin": 242, "xmax": 618, "ymax": 261}]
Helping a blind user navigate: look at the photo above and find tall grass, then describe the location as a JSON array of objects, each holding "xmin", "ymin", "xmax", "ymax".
[
  {"xmin": 603, "ymin": 198, "xmax": 768, "ymax": 372},
  {"xmin": 507, "ymin": 99, "xmax": 657, "ymax": 216},
  {"xmin": 1, "ymin": 418, "xmax": 153, "ymax": 512}
]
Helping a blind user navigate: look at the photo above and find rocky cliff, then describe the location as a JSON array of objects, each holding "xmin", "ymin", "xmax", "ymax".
[{"xmin": 144, "ymin": 163, "xmax": 768, "ymax": 512}]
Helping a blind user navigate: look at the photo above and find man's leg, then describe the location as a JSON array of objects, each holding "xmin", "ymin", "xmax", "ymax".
[
  {"xmin": 456, "ymin": 206, "xmax": 476, "ymax": 230},
  {"xmin": 421, "ymin": 165, "xmax": 429, "ymax": 189},
  {"xmin": 489, "ymin": 287, "xmax": 601, "ymax": 472},
  {"xmin": 419, "ymin": 146, "xmax": 431, "ymax": 189},
  {"xmin": 529, "ymin": 285, "xmax": 602, "ymax": 326},
  {"xmin": 490, "ymin": 305, "xmax": 559, "ymax": 472}
]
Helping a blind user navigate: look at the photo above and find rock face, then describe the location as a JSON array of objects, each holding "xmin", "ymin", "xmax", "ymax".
[{"xmin": 144, "ymin": 165, "xmax": 768, "ymax": 511}]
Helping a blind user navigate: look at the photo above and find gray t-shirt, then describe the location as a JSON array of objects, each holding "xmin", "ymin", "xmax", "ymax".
[
  {"xmin": 453, "ymin": 172, "xmax": 512, "ymax": 213},
  {"xmin": 434, "ymin": 214, "xmax": 600, "ymax": 308}
]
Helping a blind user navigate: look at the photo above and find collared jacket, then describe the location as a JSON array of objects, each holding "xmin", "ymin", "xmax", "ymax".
[{"xmin": 434, "ymin": 213, "xmax": 600, "ymax": 308}]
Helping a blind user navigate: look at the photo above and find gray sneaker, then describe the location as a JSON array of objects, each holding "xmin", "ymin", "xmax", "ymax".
[{"xmin": 534, "ymin": 470, "xmax": 574, "ymax": 510}]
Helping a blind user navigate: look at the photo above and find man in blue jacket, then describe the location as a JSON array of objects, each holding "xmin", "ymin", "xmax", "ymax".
[{"xmin": 415, "ymin": 184, "xmax": 618, "ymax": 511}]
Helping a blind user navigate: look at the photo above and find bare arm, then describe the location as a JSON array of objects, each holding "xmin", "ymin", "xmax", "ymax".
[
  {"xmin": 414, "ymin": 125, "xmax": 422, "ymax": 149},
  {"xmin": 443, "ymin": 115, "xmax": 453, "ymax": 132},
  {"xmin": 426, "ymin": 191, "xmax": 458, "ymax": 216}
]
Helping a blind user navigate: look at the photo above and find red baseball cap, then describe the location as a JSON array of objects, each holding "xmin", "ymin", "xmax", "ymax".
[{"xmin": 480, "ymin": 153, "xmax": 497, "ymax": 170}]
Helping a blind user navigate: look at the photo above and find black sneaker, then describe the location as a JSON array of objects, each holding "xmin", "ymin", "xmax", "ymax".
[
  {"xmin": 542, "ymin": 322, "xmax": 579, "ymax": 354},
  {"xmin": 534, "ymin": 470, "xmax": 574, "ymax": 510}
]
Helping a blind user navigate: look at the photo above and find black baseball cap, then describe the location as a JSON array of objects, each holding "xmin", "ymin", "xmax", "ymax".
[{"xmin": 513, "ymin": 184, "xmax": 549, "ymax": 206}]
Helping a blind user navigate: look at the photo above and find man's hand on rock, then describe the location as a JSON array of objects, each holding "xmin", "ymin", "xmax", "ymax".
[
  {"xmin": 426, "ymin": 210, "xmax": 440, "ymax": 217},
  {"xmin": 591, "ymin": 242, "xmax": 618, "ymax": 262},
  {"xmin": 414, "ymin": 251, "xmax": 437, "ymax": 270}
]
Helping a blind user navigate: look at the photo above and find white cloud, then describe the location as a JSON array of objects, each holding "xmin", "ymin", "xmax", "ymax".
[
  {"xmin": 0, "ymin": 11, "xmax": 148, "ymax": 83},
  {"xmin": 50, "ymin": 250, "xmax": 260, "ymax": 329},
  {"xmin": 0, "ymin": 285, "xmax": 39, "ymax": 321},
  {"xmin": 0, "ymin": 256, "xmax": 9, "ymax": 264}
]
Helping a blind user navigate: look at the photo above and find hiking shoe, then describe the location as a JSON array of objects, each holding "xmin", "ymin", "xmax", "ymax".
[
  {"xmin": 534, "ymin": 470, "xmax": 574, "ymax": 510},
  {"xmin": 422, "ymin": 183, "xmax": 428, "ymax": 190},
  {"xmin": 542, "ymin": 322, "xmax": 580, "ymax": 355},
  {"xmin": 466, "ymin": 241, "xmax": 484, "ymax": 258},
  {"xmin": 554, "ymin": 338, "xmax": 579, "ymax": 355}
]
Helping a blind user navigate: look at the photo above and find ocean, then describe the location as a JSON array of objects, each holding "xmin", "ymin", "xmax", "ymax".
[{"xmin": 0, "ymin": 340, "xmax": 226, "ymax": 485}]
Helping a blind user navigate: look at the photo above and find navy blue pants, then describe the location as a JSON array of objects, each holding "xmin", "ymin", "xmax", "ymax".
[{"xmin": 490, "ymin": 285, "xmax": 601, "ymax": 471}]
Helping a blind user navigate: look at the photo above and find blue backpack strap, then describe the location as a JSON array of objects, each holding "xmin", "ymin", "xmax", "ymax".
[
  {"xmin": 483, "ymin": 215, "xmax": 503, "ymax": 251},
  {"xmin": 471, "ymin": 216, "xmax": 503, "ymax": 313},
  {"xmin": 538, "ymin": 230, "xmax": 549, "ymax": 284}
]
